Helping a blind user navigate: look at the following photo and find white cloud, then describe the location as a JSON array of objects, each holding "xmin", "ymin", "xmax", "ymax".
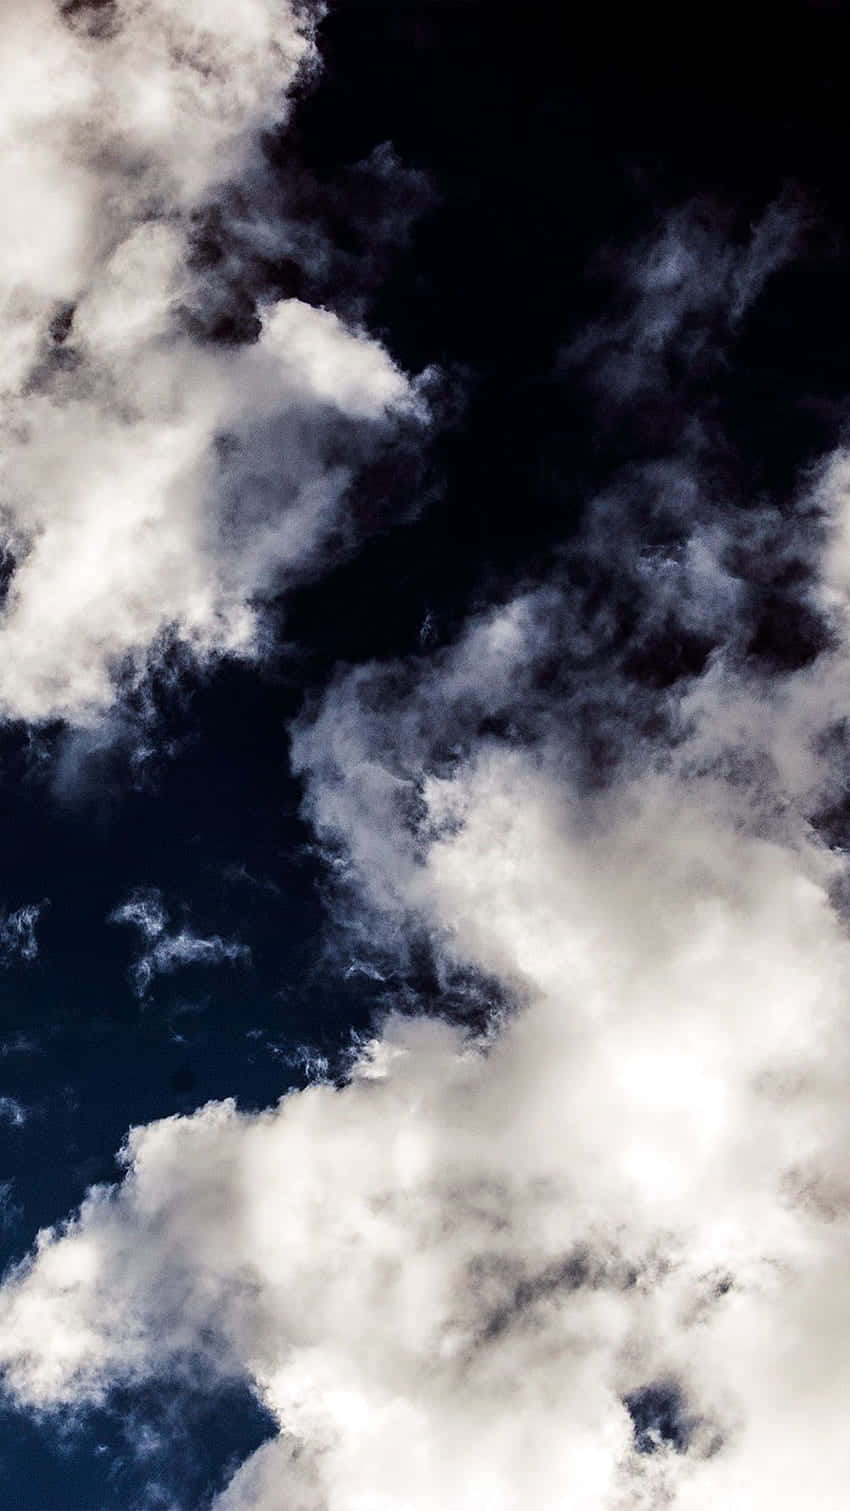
[
  {"xmin": 7, "ymin": 479, "xmax": 850, "ymax": 1506},
  {"xmin": 4, "ymin": 206, "xmax": 850, "ymax": 1509},
  {"xmin": 110, "ymin": 888, "xmax": 250, "ymax": 996},
  {"xmin": 0, "ymin": 0, "xmax": 422, "ymax": 726},
  {"xmin": 3, "ymin": 782, "xmax": 850, "ymax": 1510}
]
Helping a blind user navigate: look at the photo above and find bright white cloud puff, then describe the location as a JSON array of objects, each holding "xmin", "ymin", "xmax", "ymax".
[{"xmin": 0, "ymin": 0, "xmax": 421, "ymax": 726}]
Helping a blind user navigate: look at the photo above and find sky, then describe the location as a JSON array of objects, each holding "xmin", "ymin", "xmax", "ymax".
[{"xmin": 1, "ymin": 1, "xmax": 850, "ymax": 1507}]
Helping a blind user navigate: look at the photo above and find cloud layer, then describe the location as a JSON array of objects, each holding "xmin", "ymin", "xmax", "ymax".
[
  {"xmin": 3, "ymin": 203, "xmax": 850, "ymax": 1508},
  {"xmin": 0, "ymin": 0, "xmax": 421, "ymax": 726}
]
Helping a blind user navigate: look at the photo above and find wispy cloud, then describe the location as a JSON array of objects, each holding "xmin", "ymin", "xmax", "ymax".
[
  {"xmin": 0, "ymin": 902, "xmax": 46, "ymax": 966},
  {"xmin": 110, "ymin": 888, "xmax": 250, "ymax": 997},
  {"xmin": 0, "ymin": 1033, "xmax": 39, "ymax": 1058},
  {"xmin": 0, "ymin": 1106, "xmax": 27, "ymax": 1130},
  {"xmin": 564, "ymin": 196, "xmax": 807, "ymax": 411},
  {"xmin": 0, "ymin": 1098, "xmax": 27, "ymax": 1128},
  {"xmin": 0, "ymin": 1181, "xmax": 21, "ymax": 1233}
]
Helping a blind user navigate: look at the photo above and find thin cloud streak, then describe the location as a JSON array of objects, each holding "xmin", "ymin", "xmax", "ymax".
[
  {"xmin": 110, "ymin": 888, "xmax": 250, "ymax": 997},
  {"xmin": 0, "ymin": 903, "xmax": 47, "ymax": 966}
]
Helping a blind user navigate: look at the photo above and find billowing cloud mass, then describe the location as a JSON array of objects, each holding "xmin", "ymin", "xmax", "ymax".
[
  {"xmin": 0, "ymin": 0, "xmax": 421, "ymax": 726},
  {"xmin": 4, "ymin": 210, "xmax": 850, "ymax": 1505}
]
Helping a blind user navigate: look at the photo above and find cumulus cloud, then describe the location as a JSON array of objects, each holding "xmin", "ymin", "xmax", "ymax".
[
  {"xmin": 3, "ymin": 825, "xmax": 850, "ymax": 1511},
  {"xmin": 110, "ymin": 887, "xmax": 250, "ymax": 997},
  {"xmin": 5, "ymin": 206, "xmax": 850, "ymax": 1509},
  {"xmin": 0, "ymin": 0, "xmax": 424, "ymax": 727}
]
